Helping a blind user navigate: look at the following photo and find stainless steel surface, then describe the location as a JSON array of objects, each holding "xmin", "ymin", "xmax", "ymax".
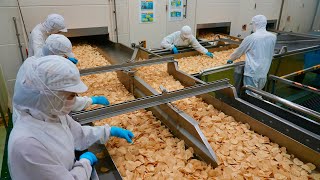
[
  {"xmin": 200, "ymin": 61, "xmax": 245, "ymax": 76},
  {"xmin": 243, "ymin": 85, "xmax": 320, "ymax": 121},
  {"xmin": 72, "ymin": 79, "xmax": 231, "ymax": 124},
  {"xmin": 196, "ymin": 22, "xmax": 231, "ymax": 29},
  {"xmin": 269, "ymin": 75, "xmax": 320, "ymax": 95},
  {"xmin": 79, "ymin": 57, "xmax": 174, "ymax": 76},
  {"xmin": 12, "ymin": 17, "xmax": 24, "ymax": 62},
  {"xmin": 134, "ymin": 44, "xmax": 162, "ymax": 58},
  {"xmin": 88, "ymin": 143, "xmax": 122, "ymax": 180},
  {"xmin": 62, "ymin": 27, "xmax": 108, "ymax": 37}
]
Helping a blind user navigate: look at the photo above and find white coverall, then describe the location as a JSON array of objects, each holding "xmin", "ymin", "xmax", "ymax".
[
  {"xmin": 9, "ymin": 55, "xmax": 109, "ymax": 180},
  {"xmin": 8, "ymin": 113, "xmax": 110, "ymax": 180},
  {"xmin": 161, "ymin": 31, "xmax": 208, "ymax": 54},
  {"xmin": 12, "ymin": 56, "xmax": 91, "ymax": 124},
  {"xmin": 28, "ymin": 14, "xmax": 67, "ymax": 57},
  {"xmin": 229, "ymin": 15, "xmax": 277, "ymax": 92}
]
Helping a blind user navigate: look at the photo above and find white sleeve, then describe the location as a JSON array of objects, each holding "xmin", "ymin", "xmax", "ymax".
[
  {"xmin": 190, "ymin": 36, "xmax": 208, "ymax": 54},
  {"xmin": 67, "ymin": 116, "xmax": 111, "ymax": 151},
  {"xmin": 161, "ymin": 33, "xmax": 176, "ymax": 50},
  {"xmin": 72, "ymin": 96, "xmax": 93, "ymax": 112},
  {"xmin": 10, "ymin": 137, "xmax": 92, "ymax": 180},
  {"xmin": 229, "ymin": 35, "xmax": 252, "ymax": 61},
  {"xmin": 31, "ymin": 33, "xmax": 46, "ymax": 58}
]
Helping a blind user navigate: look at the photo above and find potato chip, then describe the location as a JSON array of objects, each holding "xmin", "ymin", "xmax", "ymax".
[
  {"xmin": 95, "ymin": 152, "xmax": 105, "ymax": 159},
  {"xmin": 306, "ymin": 163, "xmax": 316, "ymax": 171},
  {"xmin": 100, "ymin": 167, "xmax": 109, "ymax": 173},
  {"xmin": 293, "ymin": 158, "xmax": 304, "ymax": 166}
]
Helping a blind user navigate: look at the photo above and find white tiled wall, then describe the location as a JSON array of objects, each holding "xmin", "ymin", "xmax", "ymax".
[{"xmin": 0, "ymin": 4, "xmax": 26, "ymax": 104}]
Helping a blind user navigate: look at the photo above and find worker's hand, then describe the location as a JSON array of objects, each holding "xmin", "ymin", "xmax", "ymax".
[
  {"xmin": 91, "ymin": 96, "xmax": 110, "ymax": 106},
  {"xmin": 172, "ymin": 46, "xmax": 179, "ymax": 54},
  {"xmin": 80, "ymin": 152, "xmax": 98, "ymax": 166},
  {"xmin": 67, "ymin": 57, "xmax": 79, "ymax": 64},
  {"xmin": 227, "ymin": 59, "xmax": 233, "ymax": 64},
  {"xmin": 110, "ymin": 126, "xmax": 134, "ymax": 143},
  {"xmin": 206, "ymin": 52, "xmax": 214, "ymax": 58}
]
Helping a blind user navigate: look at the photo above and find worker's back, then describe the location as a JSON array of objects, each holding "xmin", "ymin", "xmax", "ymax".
[{"xmin": 244, "ymin": 29, "xmax": 277, "ymax": 78}]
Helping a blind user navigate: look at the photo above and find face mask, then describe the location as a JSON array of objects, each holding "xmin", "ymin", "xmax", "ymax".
[
  {"xmin": 51, "ymin": 93, "xmax": 76, "ymax": 116},
  {"xmin": 60, "ymin": 96, "xmax": 76, "ymax": 115}
]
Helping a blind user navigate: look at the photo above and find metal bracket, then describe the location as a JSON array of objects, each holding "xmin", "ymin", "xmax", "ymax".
[{"xmin": 279, "ymin": 46, "xmax": 288, "ymax": 54}]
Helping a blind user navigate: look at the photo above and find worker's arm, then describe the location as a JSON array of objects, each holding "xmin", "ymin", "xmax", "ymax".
[
  {"xmin": 31, "ymin": 33, "xmax": 46, "ymax": 58},
  {"xmin": 72, "ymin": 96, "xmax": 92, "ymax": 112},
  {"xmin": 161, "ymin": 32, "xmax": 177, "ymax": 50},
  {"xmin": 72, "ymin": 96, "xmax": 110, "ymax": 112},
  {"xmin": 67, "ymin": 116, "xmax": 111, "ymax": 151},
  {"xmin": 229, "ymin": 36, "xmax": 252, "ymax": 61},
  {"xmin": 11, "ymin": 137, "xmax": 92, "ymax": 180},
  {"xmin": 190, "ymin": 36, "xmax": 208, "ymax": 54}
]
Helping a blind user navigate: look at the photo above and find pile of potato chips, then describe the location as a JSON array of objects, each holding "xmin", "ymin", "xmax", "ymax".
[
  {"xmin": 176, "ymin": 49, "xmax": 245, "ymax": 74},
  {"xmin": 198, "ymin": 33, "xmax": 241, "ymax": 42},
  {"xmin": 75, "ymin": 44, "xmax": 218, "ymax": 179},
  {"xmin": 74, "ymin": 44, "xmax": 319, "ymax": 179},
  {"xmin": 136, "ymin": 63, "xmax": 319, "ymax": 179}
]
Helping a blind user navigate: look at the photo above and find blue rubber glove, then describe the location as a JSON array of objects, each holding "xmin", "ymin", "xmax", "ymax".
[
  {"xmin": 172, "ymin": 46, "xmax": 179, "ymax": 54},
  {"xmin": 80, "ymin": 152, "xmax": 98, "ymax": 166},
  {"xmin": 91, "ymin": 96, "xmax": 110, "ymax": 106},
  {"xmin": 227, "ymin": 59, "xmax": 233, "ymax": 64},
  {"xmin": 110, "ymin": 126, "xmax": 134, "ymax": 143},
  {"xmin": 206, "ymin": 52, "xmax": 214, "ymax": 58},
  {"xmin": 67, "ymin": 57, "xmax": 78, "ymax": 64}
]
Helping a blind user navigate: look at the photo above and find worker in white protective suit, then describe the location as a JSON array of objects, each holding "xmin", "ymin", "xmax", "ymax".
[
  {"xmin": 28, "ymin": 14, "xmax": 67, "ymax": 57},
  {"xmin": 8, "ymin": 55, "xmax": 134, "ymax": 180},
  {"xmin": 227, "ymin": 15, "xmax": 277, "ymax": 95},
  {"xmin": 12, "ymin": 34, "xmax": 110, "ymax": 124},
  {"xmin": 161, "ymin": 26, "xmax": 214, "ymax": 58}
]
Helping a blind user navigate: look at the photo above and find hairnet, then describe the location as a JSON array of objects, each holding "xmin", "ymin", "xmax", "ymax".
[
  {"xmin": 181, "ymin": 26, "xmax": 192, "ymax": 39},
  {"xmin": 43, "ymin": 14, "xmax": 67, "ymax": 34},
  {"xmin": 42, "ymin": 34, "xmax": 75, "ymax": 58},
  {"xmin": 251, "ymin": 15, "xmax": 267, "ymax": 31},
  {"xmin": 13, "ymin": 55, "xmax": 87, "ymax": 121}
]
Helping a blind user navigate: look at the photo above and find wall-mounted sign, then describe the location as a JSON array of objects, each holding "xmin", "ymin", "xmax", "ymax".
[
  {"xmin": 140, "ymin": 0, "xmax": 155, "ymax": 23},
  {"xmin": 168, "ymin": 0, "xmax": 183, "ymax": 21}
]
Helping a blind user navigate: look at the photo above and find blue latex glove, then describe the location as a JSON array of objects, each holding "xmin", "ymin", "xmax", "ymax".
[
  {"xmin": 80, "ymin": 152, "xmax": 98, "ymax": 166},
  {"xmin": 206, "ymin": 52, "xmax": 214, "ymax": 58},
  {"xmin": 91, "ymin": 96, "xmax": 110, "ymax": 106},
  {"xmin": 67, "ymin": 57, "xmax": 78, "ymax": 64},
  {"xmin": 172, "ymin": 46, "xmax": 179, "ymax": 54},
  {"xmin": 110, "ymin": 126, "xmax": 134, "ymax": 143},
  {"xmin": 227, "ymin": 59, "xmax": 233, "ymax": 64}
]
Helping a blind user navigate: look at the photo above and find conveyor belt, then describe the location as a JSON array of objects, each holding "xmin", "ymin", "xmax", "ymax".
[{"xmin": 72, "ymin": 38, "xmax": 320, "ymax": 177}]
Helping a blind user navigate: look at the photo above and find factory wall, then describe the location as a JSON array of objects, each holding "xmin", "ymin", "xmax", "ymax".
[
  {"xmin": 279, "ymin": 0, "xmax": 319, "ymax": 33},
  {"xmin": 0, "ymin": 1, "xmax": 26, "ymax": 105},
  {"xmin": 195, "ymin": 0, "xmax": 281, "ymax": 38},
  {"xmin": 18, "ymin": 0, "xmax": 113, "ymax": 36}
]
